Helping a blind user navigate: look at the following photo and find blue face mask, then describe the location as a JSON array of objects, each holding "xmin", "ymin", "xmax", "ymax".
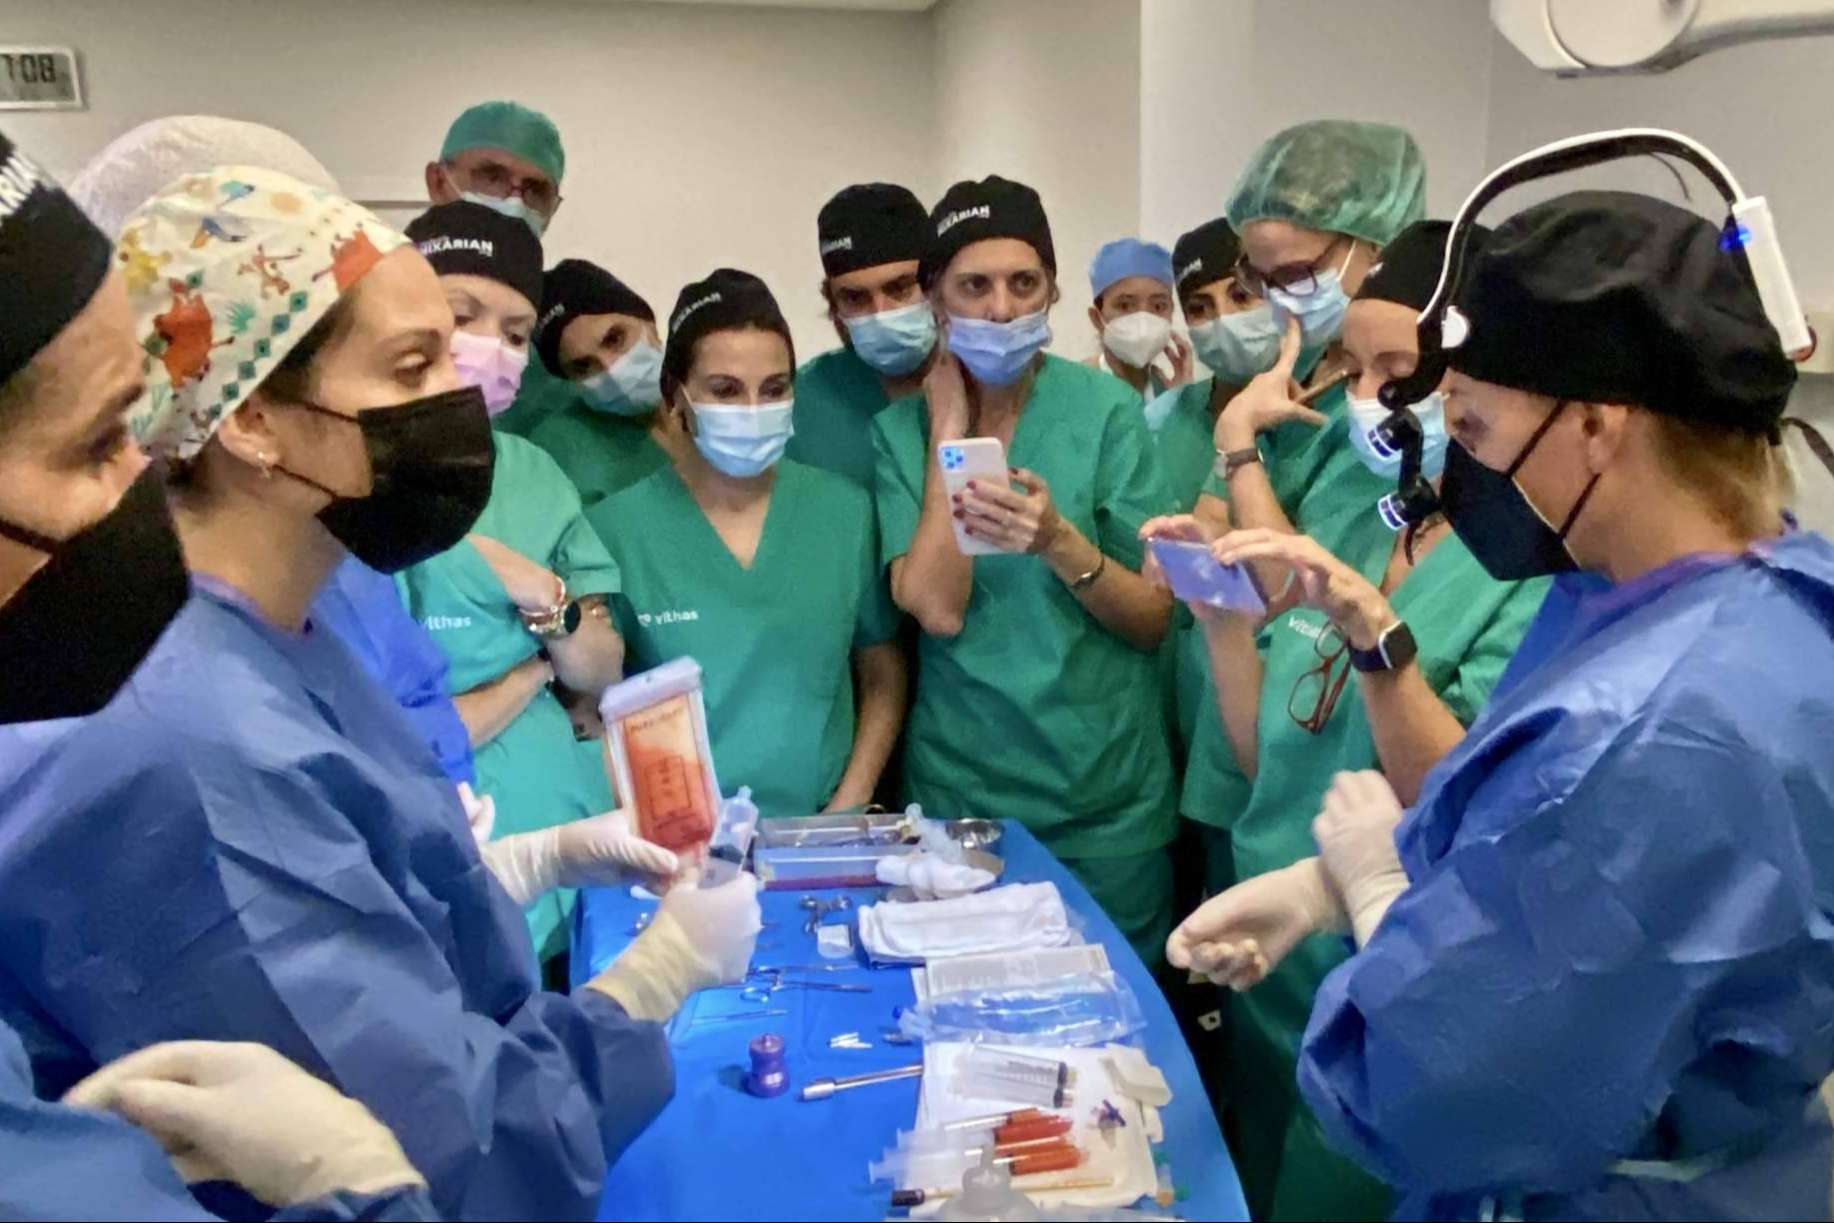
[
  {"xmin": 580, "ymin": 341, "xmax": 664, "ymax": 417},
  {"xmin": 1346, "ymin": 390, "xmax": 1449, "ymax": 481},
  {"xmin": 845, "ymin": 302, "xmax": 938, "ymax": 377},
  {"xmin": 1265, "ymin": 242, "xmax": 1355, "ymax": 352},
  {"xmin": 1189, "ymin": 304, "xmax": 1283, "ymax": 384},
  {"xmin": 459, "ymin": 190, "xmax": 548, "ymax": 237},
  {"xmin": 690, "ymin": 400, "xmax": 795, "ymax": 478},
  {"xmin": 946, "ymin": 310, "xmax": 1052, "ymax": 387}
]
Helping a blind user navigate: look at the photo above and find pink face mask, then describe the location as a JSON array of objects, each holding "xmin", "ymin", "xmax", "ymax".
[{"xmin": 449, "ymin": 330, "xmax": 529, "ymax": 416}]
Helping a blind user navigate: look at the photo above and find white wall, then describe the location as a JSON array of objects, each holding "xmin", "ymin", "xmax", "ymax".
[
  {"xmin": 3, "ymin": 0, "xmax": 937, "ymax": 363},
  {"xmin": 1139, "ymin": 0, "xmax": 1496, "ymax": 253},
  {"xmin": 1483, "ymin": 29, "xmax": 1834, "ymax": 308},
  {"xmin": 932, "ymin": 0, "xmax": 1141, "ymax": 357}
]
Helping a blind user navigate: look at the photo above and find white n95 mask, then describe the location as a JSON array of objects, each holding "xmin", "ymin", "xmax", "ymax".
[
  {"xmin": 1102, "ymin": 311, "xmax": 1173, "ymax": 369},
  {"xmin": 690, "ymin": 401, "xmax": 795, "ymax": 478}
]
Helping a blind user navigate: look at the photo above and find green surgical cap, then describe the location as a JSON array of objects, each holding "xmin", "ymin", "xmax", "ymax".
[
  {"xmin": 440, "ymin": 101, "xmax": 565, "ymax": 185},
  {"xmin": 1225, "ymin": 119, "xmax": 1426, "ymax": 247}
]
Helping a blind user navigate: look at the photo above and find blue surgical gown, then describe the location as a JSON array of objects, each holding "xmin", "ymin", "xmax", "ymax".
[
  {"xmin": 1298, "ymin": 531, "xmax": 1834, "ymax": 1220},
  {"xmin": 0, "ymin": 582, "xmax": 673, "ymax": 1221},
  {"xmin": 0, "ymin": 1017, "xmax": 436, "ymax": 1221},
  {"xmin": 310, "ymin": 557, "xmax": 474, "ymax": 786}
]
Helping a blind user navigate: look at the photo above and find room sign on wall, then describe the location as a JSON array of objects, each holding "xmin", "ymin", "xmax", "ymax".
[{"xmin": 0, "ymin": 47, "xmax": 84, "ymax": 111}]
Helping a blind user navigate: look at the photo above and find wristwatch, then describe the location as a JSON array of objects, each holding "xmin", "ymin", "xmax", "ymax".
[
  {"xmin": 1215, "ymin": 446, "xmax": 1262, "ymax": 479},
  {"xmin": 1348, "ymin": 620, "xmax": 1418, "ymax": 673}
]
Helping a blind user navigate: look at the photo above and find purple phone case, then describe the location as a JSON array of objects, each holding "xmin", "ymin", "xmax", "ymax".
[{"xmin": 1150, "ymin": 538, "xmax": 1267, "ymax": 615}]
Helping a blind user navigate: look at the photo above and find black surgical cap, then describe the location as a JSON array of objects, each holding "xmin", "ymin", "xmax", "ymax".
[
  {"xmin": 818, "ymin": 183, "xmax": 928, "ymax": 278},
  {"xmin": 0, "ymin": 129, "xmax": 112, "ymax": 387},
  {"xmin": 920, "ymin": 175, "xmax": 1055, "ymax": 290},
  {"xmin": 405, "ymin": 200, "xmax": 544, "ymax": 310},
  {"xmin": 1356, "ymin": 219, "xmax": 1490, "ymax": 313},
  {"xmin": 535, "ymin": 259, "xmax": 654, "ymax": 375},
  {"xmin": 1448, "ymin": 191, "xmax": 1795, "ymax": 433},
  {"xmin": 1171, "ymin": 217, "xmax": 1242, "ymax": 297},
  {"xmin": 663, "ymin": 268, "xmax": 794, "ymax": 383}
]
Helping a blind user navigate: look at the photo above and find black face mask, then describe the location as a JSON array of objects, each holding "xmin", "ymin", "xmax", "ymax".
[
  {"xmin": 1440, "ymin": 400, "xmax": 1601, "ymax": 581},
  {"xmin": 277, "ymin": 385, "xmax": 495, "ymax": 573},
  {"xmin": 0, "ymin": 468, "xmax": 190, "ymax": 724}
]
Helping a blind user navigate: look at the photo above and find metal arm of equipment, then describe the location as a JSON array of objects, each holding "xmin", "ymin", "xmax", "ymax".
[{"xmin": 1494, "ymin": 0, "xmax": 1834, "ymax": 75}]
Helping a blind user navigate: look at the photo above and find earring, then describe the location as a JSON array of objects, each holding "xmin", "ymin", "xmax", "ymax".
[{"xmin": 257, "ymin": 452, "xmax": 274, "ymax": 479}]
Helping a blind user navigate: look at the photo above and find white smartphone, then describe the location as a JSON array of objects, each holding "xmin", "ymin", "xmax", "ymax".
[{"xmin": 936, "ymin": 437, "xmax": 1010, "ymax": 557}]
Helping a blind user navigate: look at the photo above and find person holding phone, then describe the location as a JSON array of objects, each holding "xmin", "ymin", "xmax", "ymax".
[
  {"xmin": 1147, "ymin": 221, "xmax": 1549, "ymax": 1221},
  {"xmin": 1164, "ymin": 120, "xmax": 1430, "ymax": 919},
  {"xmin": 871, "ymin": 175, "xmax": 1180, "ymax": 965}
]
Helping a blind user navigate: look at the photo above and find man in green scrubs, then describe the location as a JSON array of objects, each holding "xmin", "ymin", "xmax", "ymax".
[
  {"xmin": 528, "ymin": 262, "xmax": 672, "ymax": 509},
  {"xmin": 393, "ymin": 203, "xmax": 627, "ymax": 966},
  {"xmin": 875, "ymin": 175, "xmax": 1179, "ymax": 966},
  {"xmin": 786, "ymin": 183, "xmax": 937, "ymax": 488},
  {"xmin": 423, "ymin": 98, "xmax": 578, "ymax": 439}
]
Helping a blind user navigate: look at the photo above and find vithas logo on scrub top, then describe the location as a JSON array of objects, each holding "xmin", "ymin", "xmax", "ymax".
[
  {"xmin": 422, "ymin": 614, "xmax": 474, "ymax": 631},
  {"xmin": 636, "ymin": 609, "xmax": 700, "ymax": 628}
]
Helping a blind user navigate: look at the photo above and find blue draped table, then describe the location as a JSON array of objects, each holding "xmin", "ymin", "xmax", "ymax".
[{"xmin": 575, "ymin": 819, "xmax": 1247, "ymax": 1221}]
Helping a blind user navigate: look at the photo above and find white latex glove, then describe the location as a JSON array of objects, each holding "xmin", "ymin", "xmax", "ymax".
[
  {"xmin": 587, "ymin": 870, "xmax": 763, "ymax": 1021},
  {"xmin": 64, "ymin": 1041, "xmax": 423, "ymax": 1206},
  {"xmin": 556, "ymin": 808, "xmax": 681, "ymax": 887},
  {"xmin": 457, "ymin": 782, "xmax": 496, "ymax": 846},
  {"xmin": 481, "ymin": 809, "xmax": 680, "ymax": 907},
  {"xmin": 1165, "ymin": 859, "xmax": 1343, "ymax": 990},
  {"xmin": 1313, "ymin": 770, "xmax": 1410, "ymax": 947}
]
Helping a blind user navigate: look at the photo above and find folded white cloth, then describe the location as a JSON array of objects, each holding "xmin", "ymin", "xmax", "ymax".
[
  {"xmin": 875, "ymin": 852, "xmax": 995, "ymax": 900},
  {"xmin": 858, "ymin": 882, "xmax": 1073, "ymax": 963}
]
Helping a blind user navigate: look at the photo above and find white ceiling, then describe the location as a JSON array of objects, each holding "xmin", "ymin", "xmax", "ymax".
[{"xmin": 614, "ymin": 0, "xmax": 937, "ymax": 10}]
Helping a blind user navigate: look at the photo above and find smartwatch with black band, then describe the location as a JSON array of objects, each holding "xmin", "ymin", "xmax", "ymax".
[{"xmin": 1348, "ymin": 620, "xmax": 1418, "ymax": 673}]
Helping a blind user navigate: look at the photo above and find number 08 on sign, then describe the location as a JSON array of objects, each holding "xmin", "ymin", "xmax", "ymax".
[{"xmin": 0, "ymin": 48, "xmax": 84, "ymax": 111}]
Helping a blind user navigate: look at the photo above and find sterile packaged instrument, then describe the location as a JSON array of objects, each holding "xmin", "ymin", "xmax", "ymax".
[
  {"xmin": 896, "ymin": 972, "xmax": 1146, "ymax": 1048},
  {"xmin": 1147, "ymin": 539, "xmax": 1267, "ymax": 616},
  {"xmin": 598, "ymin": 657, "xmax": 720, "ymax": 856},
  {"xmin": 953, "ymin": 1048, "xmax": 1077, "ymax": 1109},
  {"xmin": 748, "ymin": 814, "xmax": 1005, "ymax": 891}
]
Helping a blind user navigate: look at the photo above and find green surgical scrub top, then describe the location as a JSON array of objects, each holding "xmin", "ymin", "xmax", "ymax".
[
  {"xmin": 784, "ymin": 347, "xmax": 895, "ymax": 489},
  {"xmin": 1180, "ymin": 384, "xmax": 1392, "ymax": 828},
  {"xmin": 493, "ymin": 358, "xmax": 580, "ymax": 439},
  {"xmin": 872, "ymin": 354, "xmax": 1179, "ymax": 860},
  {"xmin": 396, "ymin": 433, "xmax": 621, "ymax": 959},
  {"xmin": 1144, "ymin": 377, "xmax": 1220, "ymax": 512},
  {"xmin": 529, "ymin": 400, "xmax": 670, "ymax": 511},
  {"xmin": 1144, "ymin": 377, "xmax": 1222, "ymax": 753},
  {"xmin": 590, "ymin": 459, "xmax": 899, "ymax": 819}
]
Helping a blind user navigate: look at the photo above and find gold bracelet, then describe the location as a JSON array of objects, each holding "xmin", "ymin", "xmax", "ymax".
[{"xmin": 1069, "ymin": 550, "xmax": 1107, "ymax": 591}]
